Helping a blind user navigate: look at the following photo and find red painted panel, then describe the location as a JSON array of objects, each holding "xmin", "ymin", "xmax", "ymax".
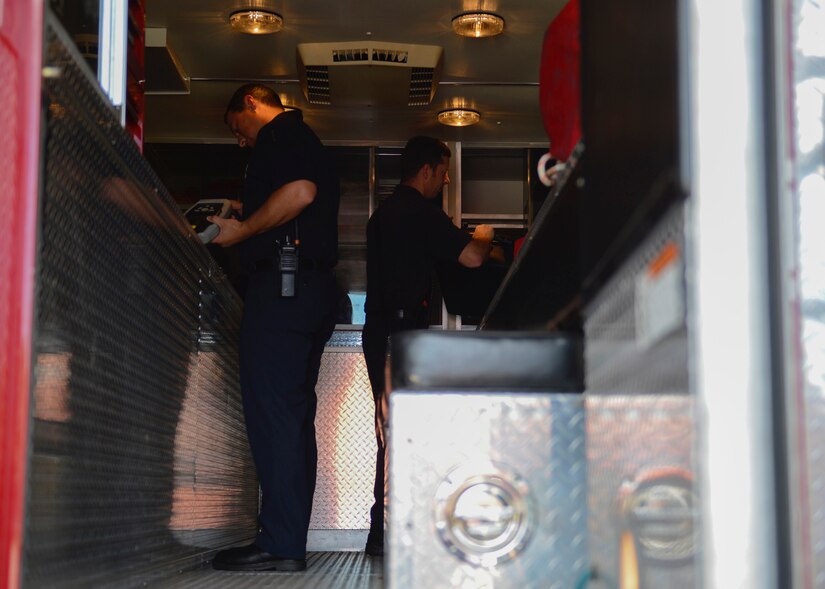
[
  {"xmin": 0, "ymin": 1, "xmax": 43, "ymax": 587},
  {"xmin": 126, "ymin": 0, "xmax": 145, "ymax": 151},
  {"xmin": 539, "ymin": 0, "xmax": 581, "ymax": 162}
]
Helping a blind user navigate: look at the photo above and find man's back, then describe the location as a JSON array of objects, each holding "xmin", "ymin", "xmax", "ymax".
[
  {"xmin": 241, "ymin": 110, "xmax": 340, "ymax": 266},
  {"xmin": 365, "ymin": 185, "xmax": 470, "ymax": 323}
]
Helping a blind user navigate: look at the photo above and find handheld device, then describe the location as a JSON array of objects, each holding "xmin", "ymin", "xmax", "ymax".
[
  {"xmin": 278, "ymin": 238, "xmax": 298, "ymax": 297},
  {"xmin": 184, "ymin": 198, "xmax": 233, "ymax": 244}
]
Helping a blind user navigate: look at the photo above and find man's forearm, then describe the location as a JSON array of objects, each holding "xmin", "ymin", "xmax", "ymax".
[
  {"xmin": 458, "ymin": 238, "xmax": 493, "ymax": 268},
  {"xmin": 210, "ymin": 179, "xmax": 317, "ymax": 246},
  {"xmin": 245, "ymin": 179, "xmax": 317, "ymax": 236}
]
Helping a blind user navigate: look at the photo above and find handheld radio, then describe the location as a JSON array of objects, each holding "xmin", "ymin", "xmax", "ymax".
[{"xmin": 278, "ymin": 236, "xmax": 298, "ymax": 297}]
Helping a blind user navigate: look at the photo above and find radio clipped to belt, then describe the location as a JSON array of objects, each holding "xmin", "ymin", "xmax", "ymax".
[{"xmin": 277, "ymin": 236, "xmax": 298, "ymax": 297}]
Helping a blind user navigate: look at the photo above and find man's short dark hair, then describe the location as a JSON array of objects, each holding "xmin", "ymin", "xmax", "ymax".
[
  {"xmin": 224, "ymin": 84, "xmax": 283, "ymax": 124},
  {"xmin": 400, "ymin": 136, "xmax": 452, "ymax": 182}
]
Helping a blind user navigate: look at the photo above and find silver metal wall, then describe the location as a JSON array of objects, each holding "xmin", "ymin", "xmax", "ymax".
[
  {"xmin": 388, "ymin": 391, "xmax": 587, "ymax": 589},
  {"xmin": 310, "ymin": 334, "xmax": 376, "ymax": 549},
  {"xmin": 24, "ymin": 15, "xmax": 258, "ymax": 588}
]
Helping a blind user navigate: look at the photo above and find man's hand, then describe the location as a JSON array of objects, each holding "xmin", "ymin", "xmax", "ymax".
[
  {"xmin": 474, "ymin": 224, "xmax": 506, "ymax": 263},
  {"xmin": 490, "ymin": 245, "xmax": 506, "ymax": 264},
  {"xmin": 459, "ymin": 224, "xmax": 495, "ymax": 268},
  {"xmin": 207, "ymin": 215, "xmax": 249, "ymax": 246},
  {"xmin": 228, "ymin": 199, "xmax": 243, "ymax": 216},
  {"xmin": 472, "ymin": 224, "xmax": 495, "ymax": 242}
]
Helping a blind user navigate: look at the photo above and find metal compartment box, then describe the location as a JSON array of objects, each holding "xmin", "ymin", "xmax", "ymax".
[
  {"xmin": 386, "ymin": 331, "xmax": 586, "ymax": 589},
  {"xmin": 583, "ymin": 205, "xmax": 696, "ymax": 588}
]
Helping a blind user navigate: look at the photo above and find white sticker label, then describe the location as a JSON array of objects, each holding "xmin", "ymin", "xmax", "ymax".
[{"xmin": 635, "ymin": 243, "xmax": 685, "ymax": 349}]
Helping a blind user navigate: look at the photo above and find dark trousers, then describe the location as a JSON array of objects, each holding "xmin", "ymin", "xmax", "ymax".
[
  {"xmin": 361, "ymin": 309, "xmax": 428, "ymax": 542},
  {"xmin": 240, "ymin": 268, "xmax": 337, "ymax": 559},
  {"xmin": 361, "ymin": 320, "xmax": 388, "ymax": 542}
]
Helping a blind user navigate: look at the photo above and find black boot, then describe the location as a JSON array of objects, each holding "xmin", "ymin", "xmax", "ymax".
[{"xmin": 364, "ymin": 530, "xmax": 384, "ymax": 557}]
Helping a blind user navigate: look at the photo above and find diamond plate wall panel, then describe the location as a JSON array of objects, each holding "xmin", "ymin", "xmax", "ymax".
[
  {"xmin": 388, "ymin": 393, "xmax": 586, "ymax": 589},
  {"xmin": 23, "ymin": 16, "xmax": 258, "ymax": 588},
  {"xmin": 584, "ymin": 203, "xmax": 697, "ymax": 588},
  {"xmin": 325, "ymin": 330, "xmax": 363, "ymax": 349},
  {"xmin": 311, "ymin": 350, "xmax": 376, "ymax": 531},
  {"xmin": 586, "ymin": 395, "xmax": 695, "ymax": 588}
]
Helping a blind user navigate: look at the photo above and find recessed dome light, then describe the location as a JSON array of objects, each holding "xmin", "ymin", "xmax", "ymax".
[
  {"xmin": 438, "ymin": 108, "xmax": 481, "ymax": 127},
  {"xmin": 229, "ymin": 9, "xmax": 283, "ymax": 35},
  {"xmin": 451, "ymin": 12, "xmax": 505, "ymax": 38}
]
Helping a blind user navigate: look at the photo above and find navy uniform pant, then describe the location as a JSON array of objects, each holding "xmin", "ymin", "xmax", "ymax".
[
  {"xmin": 361, "ymin": 320, "xmax": 389, "ymax": 543},
  {"xmin": 361, "ymin": 308, "xmax": 428, "ymax": 543},
  {"xmin": 239, "ymin": 267, "xmax": 337, "ymax": 559}
]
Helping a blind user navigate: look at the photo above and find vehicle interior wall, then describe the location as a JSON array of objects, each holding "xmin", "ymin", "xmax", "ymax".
[{"xmin": 23, "ymin": 16, "xmax": 259, "ymax": 587}]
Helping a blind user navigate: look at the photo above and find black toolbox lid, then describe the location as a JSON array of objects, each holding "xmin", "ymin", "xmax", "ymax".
[{"xmin": 390, "ymin": 331, "xmax": 583, "ymax": 392}]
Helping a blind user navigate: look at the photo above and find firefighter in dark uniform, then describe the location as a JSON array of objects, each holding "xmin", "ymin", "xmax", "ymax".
[
  {"xmin": 208, "ymin": 84, "xmax": 339, "ymax": 572},
  {"xmin": 362, "ymin": 136, "xmax": 496, "ymax": 556}
]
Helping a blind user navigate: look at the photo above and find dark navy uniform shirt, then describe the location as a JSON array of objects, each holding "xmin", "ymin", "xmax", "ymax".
[
  {"xmin": 365, "ymin": 184, "xmax": 471, "ymax": 320},
  {"xmin": 240, "ymin": 109, "xmax": 339, "ymax": 267}
]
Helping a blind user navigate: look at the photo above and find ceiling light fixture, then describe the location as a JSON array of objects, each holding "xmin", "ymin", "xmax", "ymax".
[
  {"xmin": 438, "ymin": 108, "xmax": 481, "ymax": 127},
  {"xmin": 229, "ymin": 9, "xmax": 283, "ymax": 35},
  {"xmin": 451, "ymin": 11, "xmax": 505, "ymax": 38}
]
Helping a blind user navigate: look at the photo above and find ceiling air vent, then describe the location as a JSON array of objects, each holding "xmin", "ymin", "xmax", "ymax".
[
  {"xmin": 409, "ymin": 68, "xmax": 436, "ymax": 106},
  {"xmin": 297, "ymin": 41, "xmax": 443, "ymax": 107},
  {"xmin": 371, "ymin": 47, "xmax": 409, "ymax": 63},
  {"xmin": 305, "ymin": 66, "xmax": 330, "ymax": 105}
]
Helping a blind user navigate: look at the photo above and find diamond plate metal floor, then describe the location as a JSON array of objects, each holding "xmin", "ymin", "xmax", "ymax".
[{"xmin": 155, "ymin": 552, "xmax": 382, "ymax": 588}]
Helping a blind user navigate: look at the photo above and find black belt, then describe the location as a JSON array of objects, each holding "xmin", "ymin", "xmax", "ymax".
[{"xmin": 249, "ymin": 258, "xmax": 332, "ymax": 273}]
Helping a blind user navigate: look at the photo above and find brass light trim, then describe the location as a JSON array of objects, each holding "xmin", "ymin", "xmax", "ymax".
[
  {"xmin": 451, "ymin": 12, "xmax": 505, "ymax": 38},
  {"xmin": 438, "ymin": 108, "xmax": 481, "ymax": 127},
  {"xmin": 229, "ymin": 9, "xmax": 284, "ymax": 35}
]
